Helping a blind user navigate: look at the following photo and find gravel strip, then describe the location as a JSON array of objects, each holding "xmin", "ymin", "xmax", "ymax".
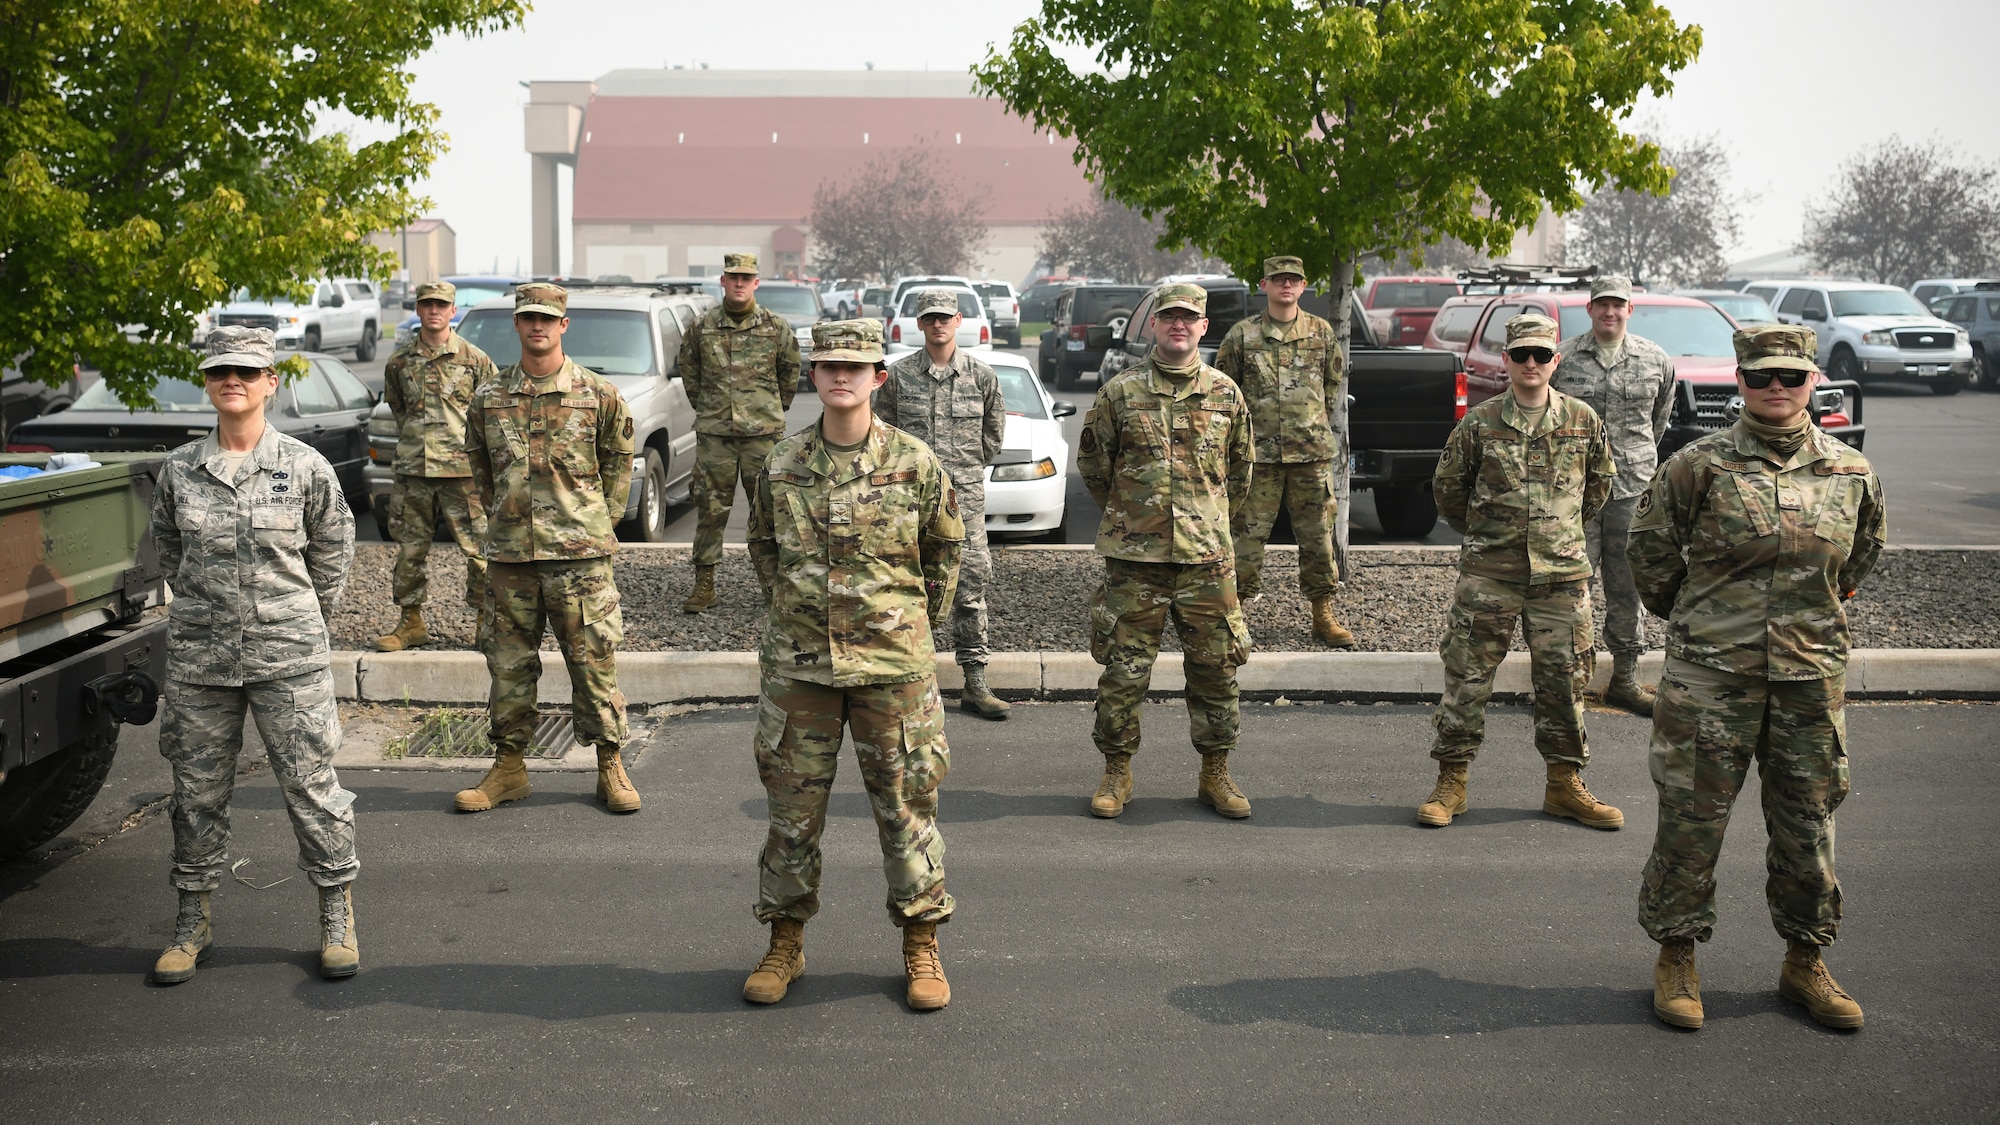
[{"xmin": 332, "ymin": 544, "xmax": 2000, "ymax": 655}]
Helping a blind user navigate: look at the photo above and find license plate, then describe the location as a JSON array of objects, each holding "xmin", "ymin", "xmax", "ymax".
[
  {"xmin": 1065, "ymin": 339, "xmax": 1084, "ymax": 351},
  {"xmin": 1916, "ymin": 364, "xmax": 1939, "ymax": 375}
]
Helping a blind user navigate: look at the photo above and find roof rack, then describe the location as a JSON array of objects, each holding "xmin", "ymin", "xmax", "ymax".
[
  {"xmin": 1456, "ymin": 263, "xmax": 1599, "ymax": 293},
  {"xmin": 512, "ymin": 278, "xmax": 711, "ymax": 297},
  {"xmin": 1974, "ymin": 280, "xmax": 2000, "ymax": 291}
]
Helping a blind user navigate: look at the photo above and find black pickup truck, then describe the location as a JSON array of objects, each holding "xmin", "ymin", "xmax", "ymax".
[{"xmin": 1091, "ymin": 279, "xmax": 1465, "ymax": 539}]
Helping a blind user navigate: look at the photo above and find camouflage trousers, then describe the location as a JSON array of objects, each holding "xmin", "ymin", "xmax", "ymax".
[
  {"xmin": 752, "ymin": 667, "xmax": 953, "ymax": 927},
  {"xmin": 1431, "ymin": 573, "xmax": 1592, "ymax": 767},
  {"xmin": 948, "ymin": 483, "xmax": 991, "ymax": 666},
  {"xmin": 1089, "ymin": 557, "xmax": 1251, "ymax": 757},
  {"xmin": 389, "ymin": 474, "xmax": 487, "ymax": 607},
  {"xmin": 1234, "ymin": 459, "xmax": 1338, "ymax": 601},
  {"xmin": 1584, "ymin": 496, "xmax": 1644, "ymax": 659},
  {"xmin": 691, "ymin": 433, "xmax": 778, "ymax": 567},
  {"xmin": 483, "ymin": 557, "xmax": 627, "ymax": 756},
  {"xmin": 1639, "ymin": 657, "xmax": 1850, "ymax": 946},
  {"xmin": 159, "ymin": 668, "xmax": 357, "ymax": 891}
]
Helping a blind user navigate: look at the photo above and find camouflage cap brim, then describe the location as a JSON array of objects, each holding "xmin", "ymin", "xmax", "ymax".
[
  {"xmin": 1739, "ymin": 353, "xmax": 1819, "ymax": 373},
  {"xmin": 811, "ymin": 348, "xmax": 883, "ymax": 365},
  {"xmin": 198, "ymin": 350, "xmax": 275, "ymax": 371},
  {"xmin": 514, "ymin": 300, "xmax": 564, "ymax": 317}
]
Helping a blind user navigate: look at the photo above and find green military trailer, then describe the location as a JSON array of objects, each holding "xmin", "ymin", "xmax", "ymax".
[{"xmin": 0, "ymin": 453, "xmax": 169, "ymax": 860}]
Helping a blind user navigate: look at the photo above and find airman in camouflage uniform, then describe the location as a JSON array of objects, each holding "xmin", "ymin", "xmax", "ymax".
[
  {"xmin": 1212, "ymin": 255, "xmax": 1354, "ymax": 647},
  {"xmin": 676, "ymin": 252, "xmax": 802, "ymax": 612},
  {"xmin": 1629, "ymin": 324, "xmax": 1886, "ymax": 1032},
  {"xmin": 875, "ymin": 288, "xmax": 1009, "ymax": 719},
  {"xmin": 743, "ymin": 318, "xmax": 965, "ymax": 1012},
  {"xmin": 1553, "ymin": 275, "xmax": 1678, "ymax": 714},
  {"xmin": 1077, "ymin": 283, "xmax": 1257, "ymax": 820},
  {"xmin": 148, "ymin": 326, "xmax": 360, "ymax": 984},
  {"xmin": 457, "ymin": 284, "xmax": 641, "ymax": 816},
  {"xmin": 1419, "ymin": 313, "xmax": 1622, "ymax": 831},
  {"xmin": 377, "ymin": 280, "xmax": 498, "ymax": 651}
]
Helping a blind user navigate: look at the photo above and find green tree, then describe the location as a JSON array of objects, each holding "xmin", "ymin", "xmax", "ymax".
[
  {"xmin": 0, "ymin": 0, "xmax": 527, "ymax": 405},
  {"xmin": 977, "ymin": 0, "xmax": 1699, "ymax": 562}
]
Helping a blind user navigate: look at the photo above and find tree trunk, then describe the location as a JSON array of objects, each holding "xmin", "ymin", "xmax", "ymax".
[{"xmin": 1329, "ymin": 254, "xmax": 1356, "ymax": 584}]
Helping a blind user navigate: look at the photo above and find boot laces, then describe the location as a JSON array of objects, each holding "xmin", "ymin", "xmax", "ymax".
[
  {"xmin": 1663, "ymin": 945, "xmax": 1698, "ymax": 999},
  {"xmin": 1803, "ymin": 957, "xmax": 1851, "ymax": 1000},
  {"xmin": 320, "ymin": 890, "xmax": 350, "ymax": 945},
  {"xmin": 755, "ymin": 931, "xmax": 802, "ymax": 976},
  {"xmin": 904, "ymin": 939, "xmax": 944, "ymax": 981},
  {"xmin": 171, "ymin": 897, "xmax": 206, "ymax": 944},
  {"xmin": 1426, "ymin": 775, "xmax": 1462, "ymax": 805}
]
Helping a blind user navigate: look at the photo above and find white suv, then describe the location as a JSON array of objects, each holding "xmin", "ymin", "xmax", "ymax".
[
  {"xmin": 1743, "ymin": 279, "xmax": 1973, "ymax": 395},
  {"xmin": 213, "ymin": 278, "xmax": 384, "ymax": 362}
]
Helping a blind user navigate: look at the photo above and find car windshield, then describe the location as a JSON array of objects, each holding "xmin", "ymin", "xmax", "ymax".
[
  {"xmin": 1830, "ymin": 289, "xmax": 1930, "ymax": 317},
  {"xmin": 1373, "ymin": 282, "xmax": 1459, "ymax": 307},
  {"xmin": 974, "ymin": 283, "xmax": 1013, "ymax": 299},
  {"xmin": 228, "ymin": 287, "xmax": 302, "ymax": 308},
  {"xmin": 1702, "ymin": 293, "xmax": 1776, "ymax": 324},
  {"xmin": 991, "ymin": 363, "xmax": 1047, "ymax": 420},
  {"xmin": 451, "ymin": 285, "xmax": 509, "ymax": 308},
  {"xmin": 1201, "ymin": 287, "xmax": 1251, "ymax": 346},
  {"xmin": 899, "ymin": 291, "xmax": 983, "ymax": 318},
  {"xmin": 74, "ymin": 376, "xmax": 216, "ymax": 413},
  {"xmin": 458, "ymin": 307, "xmax": 655, "ymax": 376},
  {"xmin": 757, "ymin": 287, "xmax": 821, "ymax": 318},
  {"xmin": 1557, "ymin": 303, "xmax": 1738, "ymax": 356}
]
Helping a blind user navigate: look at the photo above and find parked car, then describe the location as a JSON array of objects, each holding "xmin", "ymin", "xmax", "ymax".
[
  {"xmin": 1359, "ymin": 276, "xmax": 1463, "ymax": 347},
  {"xmin": 1095, "ymin": 280, "xmax": 1466, "ymax": 538},
  {"xmin": 1741, "ymin": 279, "xmax": 1973, "ymax": 394},
  {"xmin": 213, "ymin": 278, "xmax": 384, "ymax": 362},
  {"xmin": 2, "ymin": 359, "xmax": 85, "ymax": 445},
  {"xmin": 974, "ymin": 281, "xmax": 1023, "ymax": 347},
  {"xmin": 392, "ymin": 275, "xmax": 524, "ymax": 351},
  {"xmin": 858, "ymin": 286, "xmax": 891, "ymax": 321},
  {"xmin": 1019, "ymin": 276, "xmax": 1083, "ymax": 324},
  {"xmin": 1419, "ymin": 294, "xmax": 1495, "ymax": 358},
  {"xmin": 1459, "ymin": 290, "xmax": 1864, "ymax": 456},
  {"xmin": 1679, "ymin": 288, "xmax": 1778, "ymax": 326},
  {"xmin": 1911, "ymin": 277, "xmax": 1997, "ymax": 309},
  {"xmin": 817, "ymin": 277, "xmax": 868, "ymax": 318},
  {"xmin": 753, "ymin": 280, "xmax": 831, "ymax": 358},
  {"xmin": 885, "ymin": 286, "xmax": 993, "ymax": 352},
  {"xmin": 1039, "ymin": 283, "xmax": 1148, "ymax": 390},
  {"xmin": 1936, "ymin": 282, "xmax": 2000, "ymax": 391},
  {"xmin": 887, "ymin": 274, "xmax": 978, "ymax": 318},
  {"xmin": 651, "ymin": 275, "xmax": 725, "ymax": 302},
  {"xmin": 6, "ymin": 352, "xmax": 378, "ymax": 509},
  {"xmin": 369, "ymin": 283, "xmax": 714, "ymax": 541}
]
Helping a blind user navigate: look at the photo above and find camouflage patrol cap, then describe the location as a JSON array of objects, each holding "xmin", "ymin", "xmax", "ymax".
[
  {"xmin": 914, "ymin": 289, "xmax": 963, "ymax": 318},
  {"xmin": 1589, "ymin": 275, "xmax": 1633, "ymax": 302},
  {"xmin": 1263, "ymin": 256, "xmax": 1307, "ymax": 279},
  {"xmin": 722, "ymin": 252, "xmax": 759, "ymax": 277},
  {"xmin": 1734, "ymin": 323, "xmax": 1820, "ymax": 373},
  {"xmin": 199, "ymin": 325, "xmax": 278, "ymax": 370},
  {"xmin": 811, "ymin": 318, "xmax": 886, "ymax": 364},
  {"xmin": 413, "ymin": 281, "xmax": 457, "ymax": 304},
  {"xmin": 513, "ymin": 282, "xmax": 567, "ymax": 318},
  {"xmin": 1152, "ymin": 283, "xmax": 1208, "ymax": 316},
  {"xmin": 1504, "ymin": 313, "xmax": 1561, "ymax": 350}
]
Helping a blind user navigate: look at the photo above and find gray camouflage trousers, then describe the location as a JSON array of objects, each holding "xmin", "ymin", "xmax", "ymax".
[
  {"xmin": 159, "ymin": 668, "xmax": 357, "ymax": 891},
  {"xmin": 1430, "ymin": 573, "xmax": 1592, "ymax": 767},
  {"xmin": 1639, "ymin": 657, "xmax": 1850, "ymax": 946},
  {"xmin": 752, "ymin": 667, "xmax": 953, "ymax": 927},
  {"xmin": 1090, "ymin": 558, "xmax": 1251, "ymax": 758},
  {"xmin": 949, "ymin": 484, "xmax": 991, "ymax": 665},
  {"xmin": 390, "ymin": 473, "xmax": 487, "ymax": 608},
  {"xmin": 1584, "ymin": 496, "xmax": 1644, "ymax": 659}
]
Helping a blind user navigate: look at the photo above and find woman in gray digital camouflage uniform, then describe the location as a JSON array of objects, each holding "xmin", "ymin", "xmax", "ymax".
[{"xmin": 148, "ymin": 326, "xmax": 360, "ymax": 984}]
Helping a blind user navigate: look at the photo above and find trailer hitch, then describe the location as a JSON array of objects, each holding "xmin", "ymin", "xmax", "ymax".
[{"xmin": 83, "ymin": 669, "xmax": 162, "ymax": 727}]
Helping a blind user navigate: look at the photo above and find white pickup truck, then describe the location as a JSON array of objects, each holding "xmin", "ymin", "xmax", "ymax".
[
  {"xmin": 213, "ymin": 278, "xmax": 385, "ymax": 361},
  {"xmin": 817, "ymin": 278, "xmax": 868, "ymax": 319}
]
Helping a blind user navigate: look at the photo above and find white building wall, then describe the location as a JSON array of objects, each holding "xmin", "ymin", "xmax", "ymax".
[{"xmin": 574, "ymin": 221, "xmax": 1047, "ymax": 287}]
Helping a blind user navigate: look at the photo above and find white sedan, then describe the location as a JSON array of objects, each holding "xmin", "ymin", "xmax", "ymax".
[{"xmin": 884, "ymin": 287, "xmax": 994, "ymax": 352}]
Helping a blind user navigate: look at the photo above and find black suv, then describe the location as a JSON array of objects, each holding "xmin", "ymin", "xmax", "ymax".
[
  {"xmin": 1094, "ymin": 278, "xmax": 1256, "ymax": 382},
  {"xmin": 1038, "ymin": 284, "xmax": 1148, "ymax": 390},
  {"xmin": 1938, "ymin": 281, "xmax": 2000, "ymax": 391},
  {"xmin": 2, "ymin": 360, "xmax": 84, "ymax": 445}
]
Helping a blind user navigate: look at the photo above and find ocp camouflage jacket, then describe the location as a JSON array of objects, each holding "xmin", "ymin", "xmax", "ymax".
[
  {"xmin": 465, "ymin": 357, "xmax": 636, "ymax": 562},
  {"xmin": 676, "ymin": 302, "xmax": 801, "ymax": 436},
  {"xmin": 1211, "ymin": 309, "xmax": 1342, "ymax": 464},
  {"xmin": 1077, "ymin": 358, "xmax": 1255, "ymax": 565},
  {"xmin": 381, "ymin": 330, "xmax": 497, "ymax": 478},
  {"xmin": 1433, "ymin": 389, "xmax": 1616, "ymax": 585}
]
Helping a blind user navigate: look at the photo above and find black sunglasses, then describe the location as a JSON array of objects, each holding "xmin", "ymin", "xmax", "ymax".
[
  {"xmin": 1741, "ymin": 368, "xmax": 1811, "ymax": 389},
  {"xmin": 1505, "ymin": 347, "xmax": 1555, "ymax": 364}
]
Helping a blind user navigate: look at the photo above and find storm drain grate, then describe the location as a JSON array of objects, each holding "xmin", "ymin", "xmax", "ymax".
[{"xmin": 401, "ymin": 713, "xmax": 576, "ymax": 760}]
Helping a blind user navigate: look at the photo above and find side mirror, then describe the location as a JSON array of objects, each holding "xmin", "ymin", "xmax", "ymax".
[
  {"xmin": 1085, "ymin": 326, "xmax": 1113, "ymax": 350},
  {"xmin": 1053, "ymin": 400, "xmax": 1077, "ymax": 418}
]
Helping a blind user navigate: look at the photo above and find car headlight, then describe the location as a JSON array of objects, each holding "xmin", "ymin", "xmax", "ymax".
[
  {"xmin": 991, "ymin": 457, "xmax": 1057, "ymax": 482},
  {"xmin": 1860, "ymin": 329, "xmax": 1893, "ymax": 345},
  {"xmin": 1957, "ymin": 329, "xmax": 1970, "ymax": 346}
]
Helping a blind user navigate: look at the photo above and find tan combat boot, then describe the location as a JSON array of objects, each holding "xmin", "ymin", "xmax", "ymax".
[
  {"xmin": 375, "ymin": 606, "xmax": 430, "ymax": 652},
  {"xmin": 743, "ymin": 919, "xmax": 806, "ymax": 1004},
  {"xmin": 1196, "ymin": 752, "xmax": 1252, "ymax": 819},
  {"xmin": 1310, "ymin": 596, "xmax": 1357, "ymax": 648},
  {"xmin": 901, "ymin": 921, "xmax": 951, "ymax": 1011},
  {"xmin": 1543, "ymin": 762, "xmax": 1624, "ymax": 829},
  {"xmin": 454, "ymin": 752, "xmax": 531, "ymax": 812},
  {"xmin": 1090, "ymin": 752, "xmax": 1135, "ymax": 818},
  {"xmin": 1779, "ymin": 940, "xmax": 1864, "ymax": 1029},
  {"xmin": 958, "ymin": 663, "xmax": 1011, "ymax": 721},
  {"xmin": 1653, "ymin": 939, "xmax": 1704, "ymax": 1029},
  {"xmin": 152, "ymin": 889, "xmax": 212, "ymax": 985},
  {"xmin": 681, "ymin": 564, "xmax": 717, "ymax": 613},
  {"xmin": 596, "ymin": 746, "xmax": 642, "ymax": 814},
  {"xmin": 318, "ymin": 883, "xmax": 359, "ymax": 979},
  {"xmin": 1417, "ymin": 762, "xmax": 1470, "ymax": 827},
  {"xmin": 1602, "ymin": 653, "xmax": 1657, "ymax": 716}
]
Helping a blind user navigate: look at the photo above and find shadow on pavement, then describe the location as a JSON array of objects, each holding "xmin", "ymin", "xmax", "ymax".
[
  {"xmin": 1169, "ymin": 966, "xmax": 1786, "ymax": 1034},
  {"xmin": 290, "ymin": 964, "xmax": 903, "ymax": 1017},
  {"xmin": 230, "ymin": 784, "xmax": 606, "ymax": 815},
  {"xmin": 0, "ymin": 937, "xmax": 316, "ymax": 981},
  {"xmin": 736, "ymin": 789, "xmax": 1549, "ymax": 829}
]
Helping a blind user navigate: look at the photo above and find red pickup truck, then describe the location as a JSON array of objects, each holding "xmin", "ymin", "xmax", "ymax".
[{"xmin": 1360, "ymin": 276, "xmax": 1463, "ymax": 347}]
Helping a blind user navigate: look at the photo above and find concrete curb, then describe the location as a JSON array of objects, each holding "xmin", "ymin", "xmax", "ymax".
[{"xmin": 336, "ymin": 648, "xmax": 2000, "ymax": 705}]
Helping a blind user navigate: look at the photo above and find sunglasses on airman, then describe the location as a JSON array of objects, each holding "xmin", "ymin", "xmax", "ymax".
[
  {"xmin": 1505, "ymin": 347, "xmax": 1554, "ymax": 364},
  {"xmin": 1740, "ymin": 369, "xmax": 1811, "ymax": 389}
]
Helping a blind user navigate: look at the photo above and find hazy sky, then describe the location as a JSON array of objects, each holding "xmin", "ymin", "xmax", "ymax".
[{"xmin": 398, "ymin": 0, "xmax": 2000, "ymax": 275}]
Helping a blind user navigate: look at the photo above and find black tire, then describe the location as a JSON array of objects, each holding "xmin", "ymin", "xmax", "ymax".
[
  {"xmin": 1374, "ymin": 483, "xmax": 1439, "ymax": 539},
  {"xmin": 1932, "ymin": 372, "xmax": 1963, "ymax": 396},
  {"xmin": 1976, "ymin": 348, "xmax": 1995, "ymax": 391},
  {"xmin": 0, "ymin": 721, "xmax": 119, "ymax": 862},
  {"xmin": 618, "ymin": 448, "xmax": 670, "ymax": 542},
  {"xmin": 355, "ymin": 323, "xmax": 377, "ymax": 362},
  {"xmin": 302, "ymin": 327, "xmax": 322, "ymax": 353},
  {"xmin": 1054, "ymin": 356, "xmax": 1080, "ymax": 391},
  {"xmin": 1828, "ymin": 346, "xmax": 1860, "ymax": 384}
]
